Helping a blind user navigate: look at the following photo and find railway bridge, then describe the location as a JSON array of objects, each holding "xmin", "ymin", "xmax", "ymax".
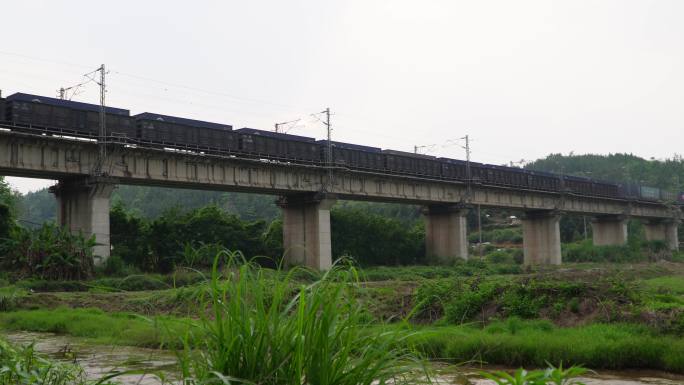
[{"xmin": 0, "ymin": 129, "xmax": 681, "ymax": 268}]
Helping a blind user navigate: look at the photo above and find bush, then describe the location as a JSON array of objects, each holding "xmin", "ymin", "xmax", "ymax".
[
  {"xmin": 0, "ymin": 223, "xmax": 95, "ymax": 280},
  {"xmin": 113, "ymin": 204, "xmax": 271, "ymax": 272},
  {"xmin": 469, "ymin": 228, "xmax": 523, "ymax": 244},
  {"xmin": 331, "ymin": 208, "xmax": 424, "ymax": 265},
  {"xmin": 414, "ymin": 274, "xmax": 639, "ymax": 324},
  {"xmin": 562, "ymin": 239, "xmax": 673, "ymax": 263}
]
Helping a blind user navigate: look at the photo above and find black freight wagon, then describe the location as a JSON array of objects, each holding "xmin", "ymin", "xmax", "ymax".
[
  {"xmin": 5, "ymin": 93, "xmax": 134, "ymax": 138},
  {"xmin": 382, "ymin": 150, "xmax": 442, "ymax": 177},
  {"xmin": 0, "ymin": 96, "xmax": 5, "ymax": 123},
  {"xmin": 478, "ymin": 164, "xmax": 530, "ymax": 187},
  {"xmin": 237, "ymin": 128, "xmax": 319, "ymax": 162},
  {"xmin": 134, "ymin": 113, "xmax": 235, "ymax": 151},
  {"xmin": 439, "ymin": 158, "xmax": 468, "ymax": 181},
  {"xmin": 590, "ymin": 180, "xmax": 619, "ymax": 197},
  {"xmin": 318, "ymin": 140, "xmax": 384, "ymax": 170},
  {"xmin": 562, "ymin": 175, "xmax": 594, "ymax": 195},
  {"xmin": 526, "ymin": 170, "xmax": 560, "ymax": 191}
]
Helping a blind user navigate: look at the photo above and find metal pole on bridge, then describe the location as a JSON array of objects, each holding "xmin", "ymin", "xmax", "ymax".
[
  {"xmin": 98, "ymin": 64, "xmax": 106, "ymax": 166},
  {"xmin": 325, "ymin": 108, "xmax": 333, "ymax": 189}
]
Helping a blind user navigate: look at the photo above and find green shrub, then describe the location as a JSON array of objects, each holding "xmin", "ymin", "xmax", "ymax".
[
  {"xmin": 469, "ymin": 228, "xmax": 523, "ymax": 244},
  {"xmin": 415, "ymin": 274, "xmax": 639, "ymax": 324},
  {"xmin": 563, "ymin": 240, "xmax": 644, "ymax": 263},
  {"xmin": 0, "ymin": 223, "xmax": 95, "ymax": 280}
]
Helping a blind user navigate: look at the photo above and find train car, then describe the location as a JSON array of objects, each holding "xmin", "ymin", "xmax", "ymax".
[
  {"xmin": 659, "ymin": 189, "xmax": 677, "ymax": 202},
  {"xmin": 678, "ymin": 192, "xmax": 684, "ymax": 204},
  {"xmin": 318, "ymin": 140, "xmax": 384, "ymax": 170},
  {"xmin": 468, "ymin": 162, "xmax": 489, "ymax": 182},
  {"xmin": 562, "ymin": 175, "xmax": 594, "ymax": 195},
  {"xmin": 525, "ymin": 169, "xmax": 560, "ymax": 191},
  {"xmin": 481, "ymin": 164, "xmax": 530, "ymax": 187},
  {"xmin": 382, "ymin": 150, "xmax": 442, "ymax": 177},
  {"xmin": 237, "ymin": 128, "xmax": 319, "ymax": 162},
  {"xmin": 590, "ymin": 179, "xmax": 620, "ymax": 197},
  {"xmin": 639, "ymin": 186, "xmax": 661, "ymax": 201},
  {"xmin": 5, "ymin": 93, "xmax": 134, "ymax": 138},
  {"xmin": 439, "ymin": 157, "xmax": 468, "ymax": 181},
  {"xmin": 618, "ymin": 183, "xmax": 640, "ymax": 199},
  {"xmin": 0, "ymin": 96, "xmax": 5, "ymax": 123},
  {"xmin": 134, "ymin": 113, "xmax": 235, "ymax": 151}
]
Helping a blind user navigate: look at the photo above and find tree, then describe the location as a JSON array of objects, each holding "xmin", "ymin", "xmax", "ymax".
[{"xmin": 0, "ymin": 176, "xmax": 18, "ymax": 241}]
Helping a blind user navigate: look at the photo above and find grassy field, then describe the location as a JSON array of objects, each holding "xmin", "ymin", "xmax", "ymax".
[{"xmin": 2, "ymin": 260, "xmax": 684, "ymax": 375}]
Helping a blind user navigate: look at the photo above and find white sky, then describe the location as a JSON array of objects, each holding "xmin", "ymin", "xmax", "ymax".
[{"xmin": 2, "ymin": 0, "xmax": 683, "ymax": 194}]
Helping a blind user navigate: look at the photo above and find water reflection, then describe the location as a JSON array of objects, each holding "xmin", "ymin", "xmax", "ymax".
[
  {"xmin": 4, "ymin": 331, "xmax": 684, "ymax": 385},
  {"xmin": 4, "ymin": 331, "xmax": 174, "ymax": 385}
]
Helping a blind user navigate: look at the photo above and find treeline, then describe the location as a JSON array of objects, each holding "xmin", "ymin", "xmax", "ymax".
[
  {"xmin": 111, "ymin": 203, "xmax": 426, "ymax": 272},
  {"xmin": 526, "ymin": 153, "xmax": 684, "ymax": 191}
]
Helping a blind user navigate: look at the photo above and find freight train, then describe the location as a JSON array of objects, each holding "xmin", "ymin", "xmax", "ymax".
[{"xmin": 0, "ymin": 92, "xmax": 681, "ymax": 203}]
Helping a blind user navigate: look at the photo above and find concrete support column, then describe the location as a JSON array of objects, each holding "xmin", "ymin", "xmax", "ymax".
[
  {"xmin": 49, "ymin": 177, "xmax": 115, "ymax": 265},
  {"xmin": 423, "ymin": 204, "xmax": 469, "ymax": 263},
  {"xmin": 644, "ymin": 219, "xmax": 680, "ymax": 251},
  {"xmin": 522, "ymin": 210, "xmax": 562, "ymax": 265},
  {"xmin": 278, "ymin": 193, "xmax": 336, "ymax": 270},
  {"xmin": 591, "ymin": 215, "xmax": 628, "ymax": 246}
]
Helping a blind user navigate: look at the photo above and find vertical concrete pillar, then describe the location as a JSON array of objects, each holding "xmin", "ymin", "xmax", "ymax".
[
  {"xmin": 423, "ymin": 204, "xmax": 468, "ymax": 263},
  {"xmin": 278, "ymin": 193, "xmax": 336, "ymax": 270},
  {"xmin": 522, "ymin": 210, "xmax": 562, "ymax": 265},
  {"xmin": 644, "ymin": 219, "xmax": 680, "ymax": 251},
  {"xmin": 591, "ymin": 215, "xmax": 628, "ymax": 246},
  {"xmin": 49, "ymin": 177, "xmax": 115, "ymax": 265}
]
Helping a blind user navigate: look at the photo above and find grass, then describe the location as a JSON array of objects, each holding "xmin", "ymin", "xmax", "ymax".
[
  {"xmin": 5, "ymin": 303, "xmax": 684, "ymax": 374},
  {"xmin": 407, "ymin": 318, "xmax": 684, "ymax": 373},
  {"xmin": 175, "ymin": 253, "xmax": 430, "ymax": 385},
  {"xmin": 361, "ymin": 260, "xmax": 522, "ymax": 282},
  {"xmin": 0, "ymin": 286, "xmax": 27, "ymax": 311},
  {"xmin": 642, "ymin": 275, "xmax": 684, "ymax": 295},
  {"xmin": 0, "ymin": 307, "xmax": 187, "ymax": 348},
  {"xmin": 4, "ymin": 260, "xmax": 684, "ymax": 377}
]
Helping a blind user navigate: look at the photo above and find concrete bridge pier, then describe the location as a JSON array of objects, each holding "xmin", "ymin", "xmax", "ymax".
[
  {"xmin": 644, "ymin": 219, "xmax": 680, "ymax": 250},
  {"xmin": 423, "ymin": 204, "xmax": 469, "ymax": 263},
  {"xmin": 49, "ymin": 177, "xmax": 115, "ymax": 266},
  {"xmin": 591, "ymin": 215, "xmax": 628, "ymax": 246},
  {"xmin": 278, "ymin": 193, "xmax": 336, "ymax": 270},
  {"xmin": 522, "ymin": 210, "xmax": 562, "ymax": 265}
]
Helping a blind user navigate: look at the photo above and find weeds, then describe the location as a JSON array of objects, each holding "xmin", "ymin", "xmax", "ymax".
[
  {"xmin": 482, "ymin": 364, "xmax": 588, "ymax": 385},
  {"xmin": 0, "ymin": 223, "xmax": 95, "ymax": 281},
  {"xmin": 176, "ymin": 251, "xmax": 430, "ymax": 384}
]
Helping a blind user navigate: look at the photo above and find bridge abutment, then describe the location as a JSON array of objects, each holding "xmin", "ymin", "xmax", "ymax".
[
  {"xmin": 49, "ymin": 177, "xmax": 115, "ymax": 266},
  {"xmin": 522, "ymin": 210, "xmax": 562, "ymax": 265},
  {"xmin": 278, "ymin": 193, "xmax": 336, "ymax": 270},
  {"xmin": 423, "ymin": 204, "xmax": 469, "ymax": 263},
  {"xmin": 591, "ymin": 215, "xmax": 628, "ymax": 246},
  {"xmin": 644, "ymin": 219, "xmax": 680, "ymax": 251}
]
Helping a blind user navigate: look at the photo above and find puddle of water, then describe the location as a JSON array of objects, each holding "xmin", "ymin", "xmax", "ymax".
[
  {"xmin": 4, "ymin": 331, "xmax": 684, "ymax": 385},
  {"xmin": 4, "ymin": 331, "xmax": 175, "ymax": 385}
]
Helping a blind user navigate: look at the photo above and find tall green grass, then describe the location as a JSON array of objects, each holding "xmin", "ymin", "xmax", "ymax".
[
  {"xmin": 175, "ymin": 252, "xmax": 429, "ymax": 385},
  {"xmin": 0, "ymin": 307, "xmax": 186, "ymax": 348},
  {"xmin": 408, "ymin": 319, "xmax": 684, "ymax": 372}
]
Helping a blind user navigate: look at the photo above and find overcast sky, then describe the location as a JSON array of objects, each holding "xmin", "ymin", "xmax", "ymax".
[{"xmin": 2, "ymin": 0, "xmax": 683, "ymax": 194}]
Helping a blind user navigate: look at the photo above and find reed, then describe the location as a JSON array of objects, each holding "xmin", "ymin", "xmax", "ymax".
[{"xmin": 175, "ymin": 251, "xmax": 429, "ymax": 385}]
